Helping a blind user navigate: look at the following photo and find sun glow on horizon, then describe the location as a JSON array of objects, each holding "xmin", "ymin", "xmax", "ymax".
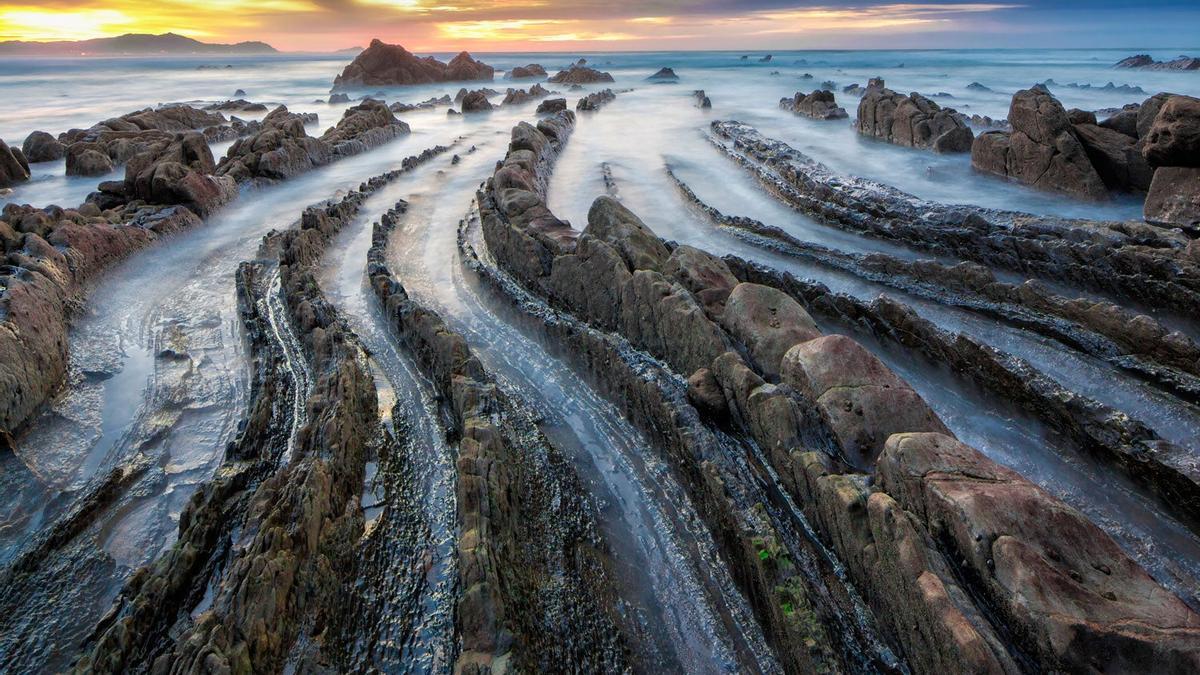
[{"xmin": 0, "ymin": 1, "xmax": 1053, "ymax": 51}]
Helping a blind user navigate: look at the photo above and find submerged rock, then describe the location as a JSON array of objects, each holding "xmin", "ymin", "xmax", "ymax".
[
  {"xmin": 536, "ymin": 97, "xmax": 567, "ymax": 114},
  {"xmin": 646, "ymin": 67, "xmax": 678, "ymax": 82},
  {"xmin": 693, "ymin": 90, "xmax": 712, "ymax": 108},
  {"xmin": 460, "ymin": 89, "xmax": 494, "ymax": 113},
  {"xmin": 1116, "ymin": 54, "xmax": 1200, "ymax": 70},
  {"xmin": 576, "ymin": 89, "xmax": 616, "ymax": 111},
  {"xmin": 332, "ymin": 38, "xmax": 493, "ymax": 89}
]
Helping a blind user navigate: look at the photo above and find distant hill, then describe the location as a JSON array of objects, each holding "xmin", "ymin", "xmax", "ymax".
[
  {"xmin": 0, "ymin": 32, "xmax": 278, "ymax": 56},
  {"xmin": 333, "ymin": 46, "xmax": 365, "ymax": 55}
]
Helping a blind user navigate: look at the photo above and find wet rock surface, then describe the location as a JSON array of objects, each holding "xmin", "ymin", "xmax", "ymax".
[
  {"xmin": 332, "ymin": 39, "xmax": 493, "ymax": 89},
  {"xmin": 576, "ymin": 89, "xmax": 617, "ymax": 111}
]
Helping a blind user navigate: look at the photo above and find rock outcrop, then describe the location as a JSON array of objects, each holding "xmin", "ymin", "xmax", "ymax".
[
  {"xmin": 501, "ymin": 83, "xmax": 549, "ymax": 105},
  {"xmin": 1142, "ymin": 95, "xmax": 1200, "ymax": 226},
  {"xmin": 332, "ymin": 39, "xmax": 494, "ymax": 89},
  {"xmin": 855, "ymin": 79, "xmax": 973, "ymax": 152},
  {"xmin": 217, "ymin": 101, "xmax": 407, "ymax": 183},
  {"xmin": 693, "ymin": 90, "xmax": 712, "ymax": 108},
  {"xmin": 780, "ymin": 90, "xmax": 848, "ymax": 120},
  {"xmin": 121, "ymin": 131, "xmax": 237, "ymax": 217},
  {"xmin": 506, "ymin": 63, "xmax": 547, "ymax": 79},
  {"xmin": 576, "ymin": 89, "xmax": 616, "ymax": 112},
  {"xmin": 971, "ymin": 87, "xmax": 1109, "ymax": 199},
  {"xmin": 478, "ymin": 112, "xmax": 1200, "ymax": 674},
  {"xmin": 548, "ymin": 65, "xmax": 615, "ymax": 85},
  {"xmin": 536, "ymin": 98, "xmax": 566, "ymax": 114},
  {"xmin": 459, "ymin": 89, "xmax": 493, "ymax": 112},
  {"xmin": 1116, "ymin": 54, "xmax": 1200, "ymax": 70}
]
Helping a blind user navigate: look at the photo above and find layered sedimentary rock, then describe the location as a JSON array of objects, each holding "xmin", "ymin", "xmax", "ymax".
[
  {"xmin": 536, "ymin": 97, "xmax": 566, "ymax": 114},
  {"xmin": 780, "ymin": 90, "xmax": 847, "ymax": 120},
  {"xmin": 56, "ymin": 105, "xmax": 240, "ymax": 177},
  {"xmin": 1116, "ymin": 54, "xmax": 1200, "ymax": 70},
  {"xmin": 855, "ymin": 78, "xmax": 973, "ymax": 152},
  {"xmin": 711, "ymin": 121, "xmax": 1200, "ymax": 315},
  {"xmin": 0, "ymin": 202, "xmax": 201, "ymax": 436},
  {"xmin": 332, "ymin": 39, "xmax": 493, "ymax": 89},
  {"xmin": 477, "ymin": 112, "xmax": 1200, "ymax": 673},
  {"xmin": 548, "ymin": 65, "xmax": 615, "ymax": 84},
  {"xmin": 1142, "ymin": 95, "xmax": 1200, "ymax": 226},
  {"xmin": 217, "ymin": 101, "xmax": 406, "ymax": 183}
]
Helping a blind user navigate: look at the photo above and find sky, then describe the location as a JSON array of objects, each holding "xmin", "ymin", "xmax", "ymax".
[{"xmin": 0, "ymin": 1, "xmax": 1197, "ymax": 52}]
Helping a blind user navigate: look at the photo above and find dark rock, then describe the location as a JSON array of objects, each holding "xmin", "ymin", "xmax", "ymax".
[
  {"xmin": 970, "ymin": 87, "xmax": 1108, "ymax": 200},
  {"xmin": 332, "ymin": 39, "xmax": 493, "ymax": 89},
  {"xmin": 124, "ymin": 131, "xmax": 237, "ymax": 216},
  {"xmin": 781, "ymin": 90, "xmax": 848, "ymax": 120},
  {"xmin": 1137, "ymin": 92, "xmax": 1175, "ymax": 139},
  {"xmin": 460, "ymin": 90, "xmax": 493, "ymax": 113},
  {"xmin": 204, "ymin": 98, "xmax": 269, "ymax": 112},
  {"xmin": 647, "ymin": 67, "xmax": 678, "ymax": 82},
  {"xmin": 1074, "ymin": 123, "xmax": 1154, "ymax": 192},
  {"xmin": 1116, "ymin": 54, "xmax": 1200, "ymax": 70},
  {"xmin": 329, "ymin": 92, "xmax": 350, "ymax": 103},
  {"xmin": 1098, "ymin": 108, "xmax": 1139, "ymax": 137},
  {"xmin": 1142, "ymin": 95, "xmax": 1200, "ymax": 168},
  {"xmin": 21, "ymin": 131, "xmax": 66, "ymax": 163},
  {"xmin": 719, "ymin": 282, "xmax": 820, "ymax": 379},
  {"xmin": 759, "ymin": 54, "xmax": 772, "ymax": 62},
  {"xmin": 0, "ymin": 139, "xmax": 30, "ymax": 186},
  {"xmin": 693, "ymin": 90, "xmax": 712, "ymax": 108},
  {"xmin": 548, "ymin": 65, "xmax": 614, "ymax": 85},
  {"xmin": 855, "ymin": 78, "xmax": 973, "ymax": 152},
  {"xmin": 576, "ymin": 89, "xmax": 616, "ymax": 112},
  {"xmin": 966, "ymin": 81, "xmax": 993, "ymax": 92},
  {"xmin": 536, "ymin": 98, "xmax": 566, "ymax": 114},
  {"xmin": 1067, "ymin": 108, "xmax": 1097, "ymax": 126}
]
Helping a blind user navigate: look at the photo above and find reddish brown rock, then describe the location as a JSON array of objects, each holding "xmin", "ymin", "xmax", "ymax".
[
  {"xmin": 855, "ymin": 79, "xmax": 974, "ymax": 152},
  {"xmin": 332, "ymin": 39, "xmax": 493, "ymax": 89},
  {"xmin": 719, "ymin": 282, "xmax": 820, "ymax": 380},
  {"xmin": 879, "ymin": 432, "xmax": 1200, "ymax": 673},
  {"xmin": 1144, "ymin": 166, "xmax": 1200, "ymax": 227},
  {"xmin": 1142, "ymin": 95, "xmax": 1200, "ymax": 168}
]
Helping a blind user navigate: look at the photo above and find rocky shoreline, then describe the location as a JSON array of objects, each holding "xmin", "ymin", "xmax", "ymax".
[{"xmin": 475, "ymin": 111, "xmax": 1200, "ymax": 673}]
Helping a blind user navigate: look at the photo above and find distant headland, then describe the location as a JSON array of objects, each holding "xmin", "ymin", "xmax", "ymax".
[{"xmin": 0, "ymin": 32, "xmax": 278, "ymax": 56}]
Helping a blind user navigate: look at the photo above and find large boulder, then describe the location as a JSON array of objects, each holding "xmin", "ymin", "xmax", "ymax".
[
  {"xmin": 318, "ymin": 99, "xmax": 409, "ymax": 156},
  {"xmin": 878, "ymin": 432, "xmax": 1200, "ymax": 672},
  {"xmin": 663, "ymin": 245, "xmax": 738, "ymax": 317},
  {"xmin": 22, "ymin": 131, "xmax": 66, "ymax": 163},
  {"xmin": 971, "ymin": 87, "xmax": 1109, "ymax": 200},
  {"xmin": 332, "ymin": 39, "xmax": 493, "ymax": 89},
  {"xmin": 781, "ymin": 90, "xmax": 848, "ymax": 120},
  {"xmin": 781, "ymin": 334, "xmax": 949, "ymax": 468},
  {"xmin": 1137, "ymin": 92, "xmax": 1174, "ymax": 139},
  {"xmin": 1144, "ymin": 167, "xmax": 1200, "ymax": 228},
  {"xmin": 719, "ymin": 283, "xmax": 820, "ymax": 380},
  {"xmin": 1142, "ymin": 95, "xmax": 1200, "ymax": 168},
  {"xmin": 216, "ymin": 106, "xmax": 330, "ymax": 182},
  {"xmin": 548, "ymin": 65, "xmax": 614, "ymax": 85},
  {"xmin": 855, "ymin": 79, "xmax": 973, "ymax": 152},
  {"xmin": 0, "ymin": 139, "xmax": 30, "ymax": 186}
]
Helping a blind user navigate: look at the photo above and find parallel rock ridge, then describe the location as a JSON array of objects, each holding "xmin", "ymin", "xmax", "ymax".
[
  {"xmin": 478, "ymin": 112, "xmax": 1200, "ymax": 673},
  {"xmin": 368, "ymin": 201, "xmax": 641, "ymax": 672},
  {"xmin": 332, "ymin": 38, "xmax": 494, "ymax": 90},
  {"xmin": 1116, "ymin": 54, "xmax": 1200, "ymax": 70}
]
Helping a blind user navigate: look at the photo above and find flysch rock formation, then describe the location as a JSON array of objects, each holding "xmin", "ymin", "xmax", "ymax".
[
  {"xmin": 1116, "ymin": 54, "xmax": 1200, "ymax": 70},
  {"xmin": 547, "ymin": 64, "xmax": 615, "ymax": 85},
  {"xmin": 505, "ymin": 63, "xmax": 547, "ymax": 80},
  {"xmin": 780, "ymin": 90, "xmax": 848, "ymax": 120},
  {"xmin": 1142, "ymin": 94, "xmax": 1200, "ymax": 227},
  {"xmin": 475, "ymin": 111, "xmax": 1200, "ymax": 674}
]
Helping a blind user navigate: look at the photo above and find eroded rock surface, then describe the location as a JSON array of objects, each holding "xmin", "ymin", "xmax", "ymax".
[
  {"xmin": 780, "ymin": 90, "xmax": 848, "ymax": 120},
  {"xmin": 332, "ymin": 38, "xmax": 493, "ymax": 89},
  {"xmin": 855, "ymin": 78, "xmax": 974, "ymax": 152}
]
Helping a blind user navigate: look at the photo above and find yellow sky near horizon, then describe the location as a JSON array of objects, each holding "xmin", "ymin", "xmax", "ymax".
[{"xmin": 0, "ymin": 1, "xmax": 1023, "ymax": 51}]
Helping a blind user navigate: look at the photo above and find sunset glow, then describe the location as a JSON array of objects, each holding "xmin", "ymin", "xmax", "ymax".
[{"xmin": 0, "ymin": 1, "xmax": 1195, "ymax": 51}]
